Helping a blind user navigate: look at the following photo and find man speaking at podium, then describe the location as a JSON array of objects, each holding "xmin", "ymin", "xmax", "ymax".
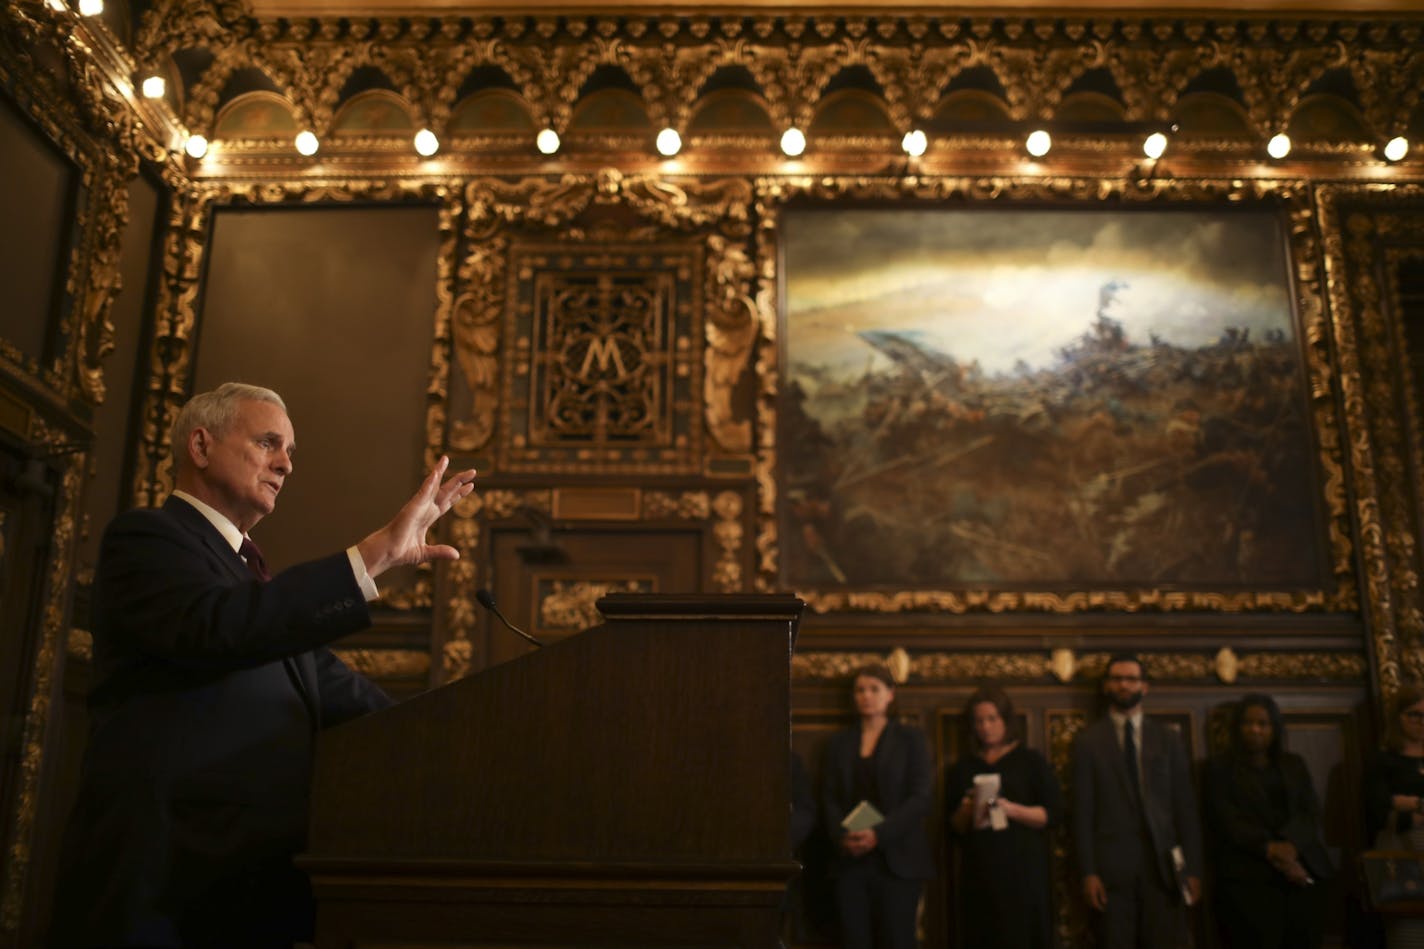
[{"xmin": 51, "ymin": 382, "xmax": 477, "ymax": 949}]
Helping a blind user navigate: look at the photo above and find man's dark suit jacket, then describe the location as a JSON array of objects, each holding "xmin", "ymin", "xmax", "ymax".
[
  {"xmin": 1073, "ymin": 715, "xmax": 1203, "ymax": 889},
  {"xmin": 50, "ymin": 497, "xmax": 392, "ymax": 948},
  {"xmin": 820, "ymin": 720, "xmax": 936, "ymax": 881},
  {"xmin": 1203, "ymin": 751, "xmax": 1333, "ymax": 884}
]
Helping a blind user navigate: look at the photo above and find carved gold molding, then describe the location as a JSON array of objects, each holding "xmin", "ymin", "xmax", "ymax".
[
  {"xmin": 537, "ymin": 579, "xmax": 648, "ymax": 633},
  {"xmin": 451, "ymin": 170, "xmax": 756, "ymax": 469},
  {"xmin": 755, "ymin": 175, "xmax": 1355, "ymax": 615},
  {"xmin": 117, "ymin": 8, "xmax": 1424, "ymax": 172},
  {"xmin": 330, "ymin": 647, "xmax": 430, "ymax": 679},
  {"xmin": 1317, "ymin": 185, "xmax": 1424, "ymax": 710},
  {"xmin": 1, "ymin": 456, "xmax": 84, "ymax": 929},
  {"xmin": 440, "ymin": 484, "xmax": 748, "ymax": 681},
  {"xmin": 1047, "ymin": 710, "xmax": 1090, "ymax": 949},
  {"xmin": 792, "ymin": 647, "xmax": 1367, "ymax": 683},
  {"xmin": 0, "ymin": 3, "xmax": 153, "ymax": 409},
  {"xmin": 132, "ymin": 176, "xmax": 462, "ymax": 509}
]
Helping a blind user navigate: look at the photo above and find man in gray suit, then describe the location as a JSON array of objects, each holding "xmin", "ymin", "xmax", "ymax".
[{"xmin": 1073, "ymin": 653, "xmax": 1202, "ymax": 949}]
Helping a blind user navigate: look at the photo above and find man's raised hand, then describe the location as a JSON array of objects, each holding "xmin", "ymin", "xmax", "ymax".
[{"xmin": 356, "ymin": 456, "xmax": 477, "ymax": 578}]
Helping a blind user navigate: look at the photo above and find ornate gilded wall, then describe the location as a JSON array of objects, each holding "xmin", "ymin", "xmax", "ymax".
[{"xmin": 3, "ymin": 0, "xmax": 1424, "ymax": 943}]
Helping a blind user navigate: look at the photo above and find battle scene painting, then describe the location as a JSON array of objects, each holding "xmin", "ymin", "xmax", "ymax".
[{"xmin": 780, "ymin": 208, "xmax": 1324, "ymax": 590}]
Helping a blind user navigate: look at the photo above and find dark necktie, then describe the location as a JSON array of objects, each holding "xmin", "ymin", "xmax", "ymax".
[
  {"xmin": 240, "ymin": 536, "xmax": 308, "ymax": 707},
  {"xmin": 239, "ymin": 537, "xmax": 271, "ymax": 581},
  {"xmin": 1124, "ymin": 718, "xmax": 1141, "ymax": 799}
]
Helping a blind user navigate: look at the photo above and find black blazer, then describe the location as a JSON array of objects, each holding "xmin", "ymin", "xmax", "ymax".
[
  {"xmin": 1203, "ymin": 751, "xmax": 1333, "ymax": 884},
  {"xmin": 50, "ymin": 497, "xmax": 391, "ymax": 948},
  {"xmin": 820, "ymin": 720, "xmax": 935, "ymax": 880},
  {"xmin": 1073, "ymin": 716, "xmax": 1203, "ymax": 888}
]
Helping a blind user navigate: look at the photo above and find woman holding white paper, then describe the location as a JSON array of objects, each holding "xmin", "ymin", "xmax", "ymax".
[
  {"xmin": 947, "ymin": 684, "xmax": 1063, "ymax": 949},
  {"xmin": 820, "ymin": 664, "xmax": 934, "ymax": 949}
]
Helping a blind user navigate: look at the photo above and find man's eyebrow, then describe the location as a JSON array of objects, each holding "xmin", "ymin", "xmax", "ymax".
[{"xmin": 257, "ymin": 430, "xmax": 295, "ymax": 453}]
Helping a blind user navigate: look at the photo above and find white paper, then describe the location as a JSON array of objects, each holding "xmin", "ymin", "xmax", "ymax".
[{"xmin": 972, "ymin": 773, "xmax": 1001, "ymax": 829}]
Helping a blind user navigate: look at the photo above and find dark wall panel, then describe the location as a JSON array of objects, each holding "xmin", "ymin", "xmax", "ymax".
[
  {"xmin": 0, "ymin": 94, "xmax": 73, "ymax": 363},
  {"xmin": 195, "ymin": 205, "xmax": 439, "ymax": 569},
  {"xmin": 78, "ymin": 173, "xmax": 162, "ymax": 571}
]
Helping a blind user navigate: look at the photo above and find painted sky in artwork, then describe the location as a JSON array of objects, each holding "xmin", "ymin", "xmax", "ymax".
[{"xmin": 784, "ymin": 209, "xmax": 1295, "ymax": 379}]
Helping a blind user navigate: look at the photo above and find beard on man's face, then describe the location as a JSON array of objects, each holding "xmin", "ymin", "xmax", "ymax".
[{"xmin": 1108, "ymin": 690, "xmax": 1144, "ymax": 711}]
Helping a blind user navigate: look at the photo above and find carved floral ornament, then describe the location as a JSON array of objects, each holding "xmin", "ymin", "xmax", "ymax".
[
  {"xmin": 12, "ymin": 0, "xmax": 1411, "ymax": 170},
  {"xmin": 1316, "ymin": 188, "xmax": 1424, "ymax": 708},
  {"xmin": 440, "ymin": 486, "xmax": 747, "ymax": 682},
  {"xmin": 790, "ymin": 645, "xmax": 1367, "ymax": 684}
]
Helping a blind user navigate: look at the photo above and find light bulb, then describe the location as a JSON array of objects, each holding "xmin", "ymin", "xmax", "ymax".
[
  {"xmin": 295, "ymin": 130, "xmax": 319, "ymax": 156},
  {"xmin": 414, "ymin": 128, "xmax": 439, "ymax": 157},
  {"xmin": 1143, "ymin": 132, "xmax": 1168, "ymax": 160},
  {"xmin": 1384, "ymin": 136, "xmax": 1409, "ymax": 162},
  {"xmin": 901, "ymin": 129, "xmax": 927, "ymax": 157},
  {"xmin": 1026, "ymin": 129, "xmax": 1051, "ymax": 157},
  {"xmin": 1267, "ymin": 133, "xmax": 1291, "ymax": 159},
  {"xmin": 656, "ymin": 128, "xmax": 682, "ymax": 157},
  {"xmin": 184, "ymin": 135, "xmax": 208, "ymax": 159},
  {"xmin": 780, "ymin": 127, "xmax": 806, "ymax": 157},
  {"xmin": 536, "ymin": 128, "xmax": 560, "ymax": 155}
]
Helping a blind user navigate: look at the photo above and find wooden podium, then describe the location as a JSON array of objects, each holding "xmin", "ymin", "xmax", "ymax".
[{"xmin": 301, "ymin": 593, "xmax": 804, "ymax": 948}]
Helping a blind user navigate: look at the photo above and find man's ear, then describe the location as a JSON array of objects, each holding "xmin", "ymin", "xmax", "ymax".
[{"xmin": 188, "ymin": 427, "xmax": 211, "ymax": 469}]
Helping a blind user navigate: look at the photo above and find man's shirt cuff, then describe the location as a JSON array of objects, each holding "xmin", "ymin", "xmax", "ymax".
[{"xmin": 346, "ymin": 546, "xmax": 380, "ymax": 602}]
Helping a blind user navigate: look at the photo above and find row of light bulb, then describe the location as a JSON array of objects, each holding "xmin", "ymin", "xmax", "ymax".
[
  {"xmin": 133, "ymin": 71, "xmax": 1412, "ymax": 165},
  {"xmin": 174, "ymin": 123, "xmax": 1414, "ymax": 164},
  {"xmin": 40, "ymin": 0, "xmax": 1424, "ymax": 169}
]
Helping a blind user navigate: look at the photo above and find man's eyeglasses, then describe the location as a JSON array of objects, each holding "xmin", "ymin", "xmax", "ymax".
[
  {"xmin": 1106, "ymin": 675, "xmax": 1143, "ymax": 684},
  {"xmin": 1403, "ymin": 710, "xmax": 1424, "ymax": 723}
]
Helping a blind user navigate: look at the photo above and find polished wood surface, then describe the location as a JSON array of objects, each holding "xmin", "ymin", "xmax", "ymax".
[{"xmin": 302, "ymin": 593, "xmax": 803, "ymax": 947}]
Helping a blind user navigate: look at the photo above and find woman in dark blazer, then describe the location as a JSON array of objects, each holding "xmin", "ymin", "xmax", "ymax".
[
  {"xmin": 820, "ymin": 663, "xmax": 934, "ymax": 949},
  {"xmin": 1203, "ymin": 693, "xmax": 1332, "ymax": 949}
]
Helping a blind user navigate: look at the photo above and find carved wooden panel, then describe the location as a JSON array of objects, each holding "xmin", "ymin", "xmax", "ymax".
[
  {"xmin": 486, "ymin": 527, "xmax": 704, "ymax": 667},
  {"xmin": 0, "ymin": 93, "xmax": 74, "ymax": 366},
  {"xmin": 502, "ymin": 241, "xmax": 704, "ymax": 475}
]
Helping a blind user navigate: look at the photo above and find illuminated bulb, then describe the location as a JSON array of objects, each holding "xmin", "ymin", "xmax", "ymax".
[
  {"xmin": 901, "ymin": 129, "xmax": 927, "ymax": 158},
  {"xmin": 1143, "ymin": 131, "xmax": 1168, "ymax": 159},
  {"xmin": 413, "ymin": 128, "xmax": 439, "ymax": 157},
  {"xmin": 294, "ymin": 130, "xmax": 319, "ymax": 156},
  {"xmin": 536, "ymin": 128, "xmax": 560, "ymax": 155},
  {"xmin": 655, "ymin": 128, "xmax": 682, "ymax": 157},
  {"xmin": 780, "ymin": 127, "xmax": 806, "ymax": 157},
  {"xmin": 1025, "ymin": 129, "xmax": 1052, "ymax": 157},
  {"xmin": 1267, "ymin": 133, "xmax": 1291, "ymax": 159},
  {"xmin": 77, "ymin": 0, "xmax": 102, "ymax": 15},
  {"xmin": 141, "ymin": 76, "xmax": 166, "ymax": 99},
  {"xmin": 184, "ymin": 135, "xmax": 208, "ymax": 159},
  {"xmin": 1384, "ymin": 136, "xmax": 1409, "ymax": 162}
]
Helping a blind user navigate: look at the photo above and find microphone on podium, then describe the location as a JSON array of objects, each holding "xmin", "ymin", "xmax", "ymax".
[{"xmin": 475, "ymin": 588, "xmax": 544, "ymax": 648}]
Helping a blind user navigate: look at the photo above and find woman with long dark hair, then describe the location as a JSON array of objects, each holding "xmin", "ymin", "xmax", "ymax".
[
  {"xmin": 1366, "ymin": 685, "xmax": 1424, "ymax": 948},
  {"xmin": 820, "ymin": 664, "xmax": 934, "ymax": 949},
  {"xmin": 1203, "ymin": 692, "xmax": 1332, "ymax": 949},
  {"xmin": 946, "ymin": 683, "xmax": 1062, "ymax": 949}
]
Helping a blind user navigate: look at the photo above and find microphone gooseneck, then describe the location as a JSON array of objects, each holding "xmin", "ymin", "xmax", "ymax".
[{"xmin": 474, "ymin": 588, "xmax": 544, "ymax": 648}]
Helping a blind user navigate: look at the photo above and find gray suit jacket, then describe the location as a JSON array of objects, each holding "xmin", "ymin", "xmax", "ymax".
[{"xmin": 1072, "ymin": 715, "xmax": 1203, "ymax": 888}]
